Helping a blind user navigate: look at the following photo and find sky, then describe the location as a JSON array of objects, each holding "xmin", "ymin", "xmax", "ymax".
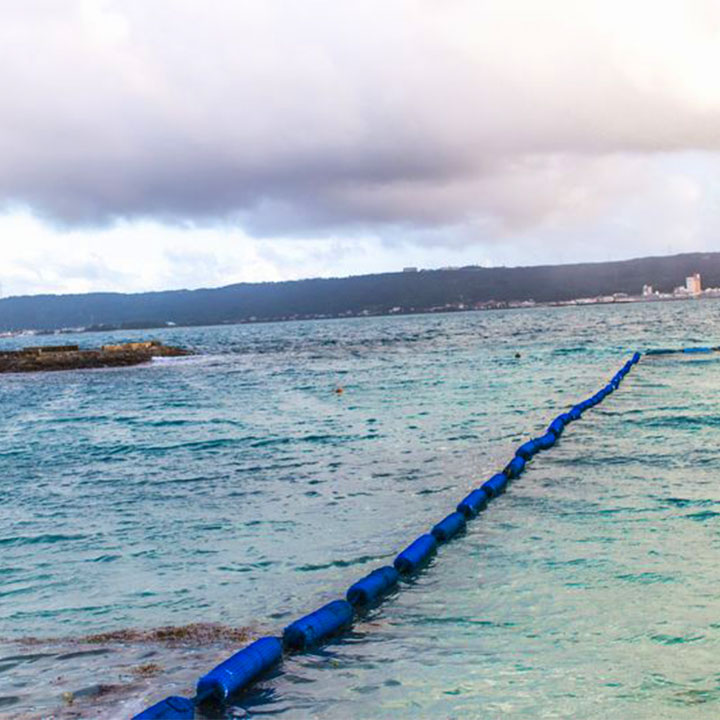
[{"xmin": 1, "ymin": 0, "xmax": 720, "ymax": 297}]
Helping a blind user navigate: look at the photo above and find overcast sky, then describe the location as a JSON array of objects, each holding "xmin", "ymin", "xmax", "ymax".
[{"xmin": 1, "ymin": 0, "xmax": 719, "ymax": 297}]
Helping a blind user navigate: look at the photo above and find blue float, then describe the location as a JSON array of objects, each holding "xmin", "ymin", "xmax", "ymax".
[
  {"xmin": 568, "ymin": 406, "xmax": 582, "ymax": 421},
  {"xmin": 535, "ymin": 432, "xmax": 556, "ymax": 450},
  {"xmin": 515, "ymin": 439, "xmax": 539, "ymax": 460},
  {"xmin": 548, "ymin": 417, "xmax": 565, "ymax": 437},
  {"xmin": 482, "ymin": 472, "xmax": 508, "ymax": 498},
  {"xmin": 394, "ymin": 533, "xmax": 438, "ymax": 574},
  {"xmin": 432, "ymin": 511, "xmax": 467, "ymax": 542},
  {"xmin": 283, "ymin": 600, "xmax": 354, "ymax": 651},
  {"xmin": 196, "ymin": 637, "xmax": 282, "ymax": 705},
  {"xmin": 133, "ymin": 696, "xmax": 195, "ymax": 720},
  {"xmin": 504, "ymin": 456, "xmax": 526, "ymax": 479},
  {"xmin": 456, "ymin": 488, "xmax": 489, "ymax": 517},
  {"xmin": 347, "ymin": 566, "xmax": 399, "ymax": 606},
  {"xmin": 632, "ymin": 351, "xmax": 641, "ymax": 363},
  {"xmin": 684, "ymin": 346, "xmax": 712, "ymax": 353}
]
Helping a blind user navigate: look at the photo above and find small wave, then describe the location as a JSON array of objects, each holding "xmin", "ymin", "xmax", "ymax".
[
  {"xmin": 0, "ymin": 533, "xmax": 88, "ymax": 548},
  {"xmin": 685, "ymin": 510, "xmax": 720, "ymax": 522}
]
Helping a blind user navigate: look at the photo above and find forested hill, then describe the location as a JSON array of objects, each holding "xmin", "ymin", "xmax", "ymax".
[{"xmin": 1, "ymin": 252, "xmax": 718, "ymax": 332}]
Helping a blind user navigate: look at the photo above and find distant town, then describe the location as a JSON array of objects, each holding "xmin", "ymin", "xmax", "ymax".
[{"xmin": 391, "ymin": 269, "xmax": 715, "ymax": 313}]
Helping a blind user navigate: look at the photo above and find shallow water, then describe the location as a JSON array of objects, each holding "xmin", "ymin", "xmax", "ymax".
[{"xmin": 1, "ymin": 302, "xmax": 720, "ymax": 718}]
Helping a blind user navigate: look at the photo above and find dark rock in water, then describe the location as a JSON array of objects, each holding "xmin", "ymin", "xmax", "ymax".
[{"xmin": 0, "ymin": 341, "xmax": 191, "ymax": 374}]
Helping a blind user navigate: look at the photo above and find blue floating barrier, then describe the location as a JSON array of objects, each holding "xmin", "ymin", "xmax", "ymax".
[
  {"xmin": 394, "ymin": 533, "xmax": 438, "ymax": 574},
  {"xmin": 515, "ymin": 439, "xmax": 539, "ymax": 460},
  {"xmin": 482, "ymin": 472, "xmax": 508, "ymax": 498},
  {"xmin": 133, "ymin": 696, "xmax": 195, "ymax": 720},
  {"xmin": 535, "ymin": 432, "xmax": 556, "ymax": 450},
  {"xmin": 632, "ymin": 351, "xmax": 641, "ymax": 363},
  {"xmin": 684, "ymin": 346, "xmax": 712, "ymax": 353},
  {"xmin": 457, "ymin": 488, "xmax": 489, "ymax": 517},
  {"xmin": 568, "ymin": 406, "xmax": 582, "ymax": 421},
  {"xmin": 548, "ymin": 417, "xmax": 565, "ymax": 437},
  {"xmin": 283, "ymin": 600, "xmax": 354, "ymax": 651},
  {"xmin": 432, "ymin": 511, "xmax": 467, "ymax": 542},
  {"xmin": 346, "ymin": 566, "xmax": 399, "ymax": 606},
  {"xmin": 645, "ymin": 348, "xmax": 677, "ymax": 355},
  {"xmin": 504, "ymin": 456, "xmax": 526, "ymax": 479},
  {"xmin": 196, "ymin": 637, "xmax": 282, "ymax": 705}
]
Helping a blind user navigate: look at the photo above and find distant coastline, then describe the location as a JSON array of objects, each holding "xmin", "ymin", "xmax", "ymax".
[
  {"xmin": 2, "ymin": 251, "xmax": 720, "ymax": 335},
  {"xmin": 0, "ymin": 289, "xmax": 716, "ymax": 340}
]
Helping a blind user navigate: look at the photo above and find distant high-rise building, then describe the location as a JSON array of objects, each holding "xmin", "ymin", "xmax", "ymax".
[{"xmin": 686, "ymin": 273, "xmax": 702, "ymax": 295}]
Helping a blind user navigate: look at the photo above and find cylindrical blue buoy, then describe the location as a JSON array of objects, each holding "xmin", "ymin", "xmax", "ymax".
[
  {"xmin": 394, "ymin": 534, "xmax": 438, "ymax": 574},
  {"xmin": 283, "ymin": 600, "xmax": 354, "ymax": 651},
  {"xmin": 457, "ymin": 488, "xmax": 489, "ymax": 517},
  {"xmin": 432, "ymin": 511, "xmax": 467, "ymax": 542},
  {"xmin": 196, "ymin": 637, "xmax": 282, "ymax": 705},
  {"xmin": 515, "ymin": 439, "xmax": 539, "ymax": 460},
  {"xmin": 568, "ymin": 406, "xmax": 582, "ymax": 421},
  {"xmin": 482, "ymin": 472, "xmax": 508, "ymax": 498},
  {"xmin": 504, "ymin": 456, "xmax": 526, "ymax": 479},
  {"xmin": 346, "ymin": 566, "xmax": 399, "ymax": 606},
  {"xmin": 632, "ymin": 351, "xmax": 641, "ymax": 363},
  {"xmin": 133, "ymin": 696, "xmax": 195, "ymax": 720},
  {"xmin": 548, "ymin": 417, "xmax": 565, "ymax": 437},
  {"xmin": 535, "ymin": 432, "xmax": 556, "ymax": 450}
]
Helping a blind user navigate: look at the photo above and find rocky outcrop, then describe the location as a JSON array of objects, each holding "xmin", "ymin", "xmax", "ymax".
[{"xmin": 0, "ymin": 341, "xmax": 191, "ymax": 373}]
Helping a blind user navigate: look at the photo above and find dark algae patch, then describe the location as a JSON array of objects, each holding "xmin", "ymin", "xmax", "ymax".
[{"xmin": 13, "ymin": 622, "xmax": 255, "ymax": 648}]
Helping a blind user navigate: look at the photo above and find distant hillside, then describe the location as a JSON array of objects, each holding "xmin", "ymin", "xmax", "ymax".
[{"xmin": 1, "ymin": 252, "xmax": 718, "ymax": 332}]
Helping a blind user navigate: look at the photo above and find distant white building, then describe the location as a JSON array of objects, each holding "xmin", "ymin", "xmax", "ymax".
[
  {"xmin": 686, "ymin": 273, "xmax": 701, "ymax": 295},
  {"xmin": 403, "ymin": 267, "xmax": 418, "ymax": 273},
  {"xmin": 642, "ymin": 284, "xmax": 654, "ymax": 296}
]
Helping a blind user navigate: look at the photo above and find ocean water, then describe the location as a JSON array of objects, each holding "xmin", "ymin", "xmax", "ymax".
[{"xmin": 1, "ymin": 302, "xmax": 720, "ymax": 719}]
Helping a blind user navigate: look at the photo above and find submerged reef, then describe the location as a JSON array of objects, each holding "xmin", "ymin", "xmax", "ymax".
[{"xmin": 0, "ymin": 341, "xmax": 190, "ymax": 373}]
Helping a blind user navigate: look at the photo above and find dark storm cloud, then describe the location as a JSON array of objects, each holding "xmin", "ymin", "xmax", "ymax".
[{"xmin": 2, "ymin": 0, "xmax": 720, "ymax": 241}]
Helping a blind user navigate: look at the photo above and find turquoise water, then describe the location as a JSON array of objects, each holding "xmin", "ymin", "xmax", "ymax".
[{"xmin": 1, "ymin": 302, "xmax": 720, "ymax": 718}]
